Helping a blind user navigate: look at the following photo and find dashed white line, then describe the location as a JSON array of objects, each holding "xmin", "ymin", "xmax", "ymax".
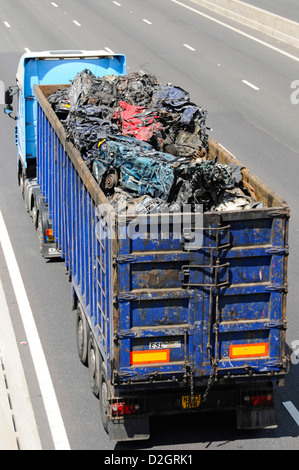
[
  {"xmin": 51, "ymin": 1, "xmax": 58, "ymax": 7},
  {"xmin": 24, "ymin": 47, "xmax": 31, "ymax": 53},
  {"xmin": 143, "ymin": 18, "xmax": 152, "ymax": 25},
  {"xmin": 73, "ymin": 20, "xmax": 81, "ymax": 27},
  {"xmin": 242, "ymin": 79, "xmax": 260, "ymax": 91},
  {"xmin": 113, "ymin": 1, "xmax": 122, "ymax": 5},
  {"xmin": 283, "ymin": 401, "xmax": 299, "ymax": 427},
  {"xmin": 0, "ymin": 211, "xmax": 70, "ymax": 450},
  {"xmin": 183, "ymin": 43, "xmax": 196, "ymax": 51},
  {"xmin": 4, "ymin": 21, "xmax": 11, "ymax": 28}
]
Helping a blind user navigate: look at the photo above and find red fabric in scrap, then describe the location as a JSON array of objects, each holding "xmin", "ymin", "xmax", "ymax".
[{"xmin": 116, "ymin": 101, "xmax": 162, "ymax": 141}]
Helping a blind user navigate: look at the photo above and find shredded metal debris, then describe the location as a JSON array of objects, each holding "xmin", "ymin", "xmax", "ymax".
[{"xmin": 48, "ymin": 69, "xmax": 262, "ymax": 213}]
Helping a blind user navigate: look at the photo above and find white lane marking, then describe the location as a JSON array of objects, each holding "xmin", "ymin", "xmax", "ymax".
[
  {"xmin": 73, "ymin": 20, "xmax": 81, "ymax": 27},
  {"xmin": 113, "ymin": 1, "xmax": 122, "ymax": 5},
  {"xmin": 171, "ymin": 0, "xmax": 299, "ymax": 63},
  {"xmin": 24, "ymin": 47, "xmax": 31, "ymax": 53},
  {"xmin": 143, "ymin": 18, "xmax": 152, "ymax": 25},
  {"xmin": 4, "ymin": 21, "xmax": 11, "ymax": 28},
  {"xmin": 242, "ymin": 79, "xmax": 260, "ymax": 90},
  {"xmin": 183, "ymin": 43, "xmax": 196, "ymax": 51},
  {"xmin": 0, "ymin": 211, "xmax": 70, "ymax": 450},
  {"xmin": 105, "ymin": 47, "xmax": 115, "ymax": 55},
  {"xmin": 283, "ymin": 401, "xmax": 299, "ymax": 426},
  {"xmin": 51, "ymin": 1, "xmax": 58, "ymax": 7}
]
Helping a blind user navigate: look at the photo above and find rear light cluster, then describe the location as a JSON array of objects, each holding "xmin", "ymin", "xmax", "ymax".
[
  {"xmin": 111, "ymin": 400, "xmax": 141, "ymax": 417},
  {"xmin": 46, "ymin": 229, "xmax": 54, "ymax": 242},
  {"xmin": 242, "ymin": 391, "xmax": 273, "ymax": 407}
]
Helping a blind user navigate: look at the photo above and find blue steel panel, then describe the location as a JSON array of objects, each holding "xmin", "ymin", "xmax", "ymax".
[
  {"xmin": 113, "ymin": 210, "xmax": 288, "ymax": 383},
  {"xmin": 36, "ymin": 104, "xmax": 41, "ymax": 184},
  {"xmin": 36, "ymin": 104, "xmax": 114, "ymax": 366},
  {"xmin": 64, "ymin": 155, "xmax": 72, "ymax": 269},
  {"xmin": 95, "ymin": 207, "xmax": 113, "ymax": 360},
  {"xmin": 45, "ymin": 118, "xmax": 50, "ymax": 201}
]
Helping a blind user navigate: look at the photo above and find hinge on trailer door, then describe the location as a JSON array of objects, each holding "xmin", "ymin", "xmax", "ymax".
[
  {"xmin": 265, "ymin": 320, "xmax": 287, "ymax": 330},
  {"xmin": 263, "ymin": 360, "xmax": 284, "ymax": 369},
  {"xmin": 116, "ymin": 255, "xmax": 137, "ymax": 263},
  {"xmin": 265, "ymin": 247, "xmax": 289, "ymax": 255},
  {"xmin": 117, "ymin": 292, "xmax": 138, "ymax": 301},
  {"xmin": 115, "ymin": 330, "xmax": 136, "ymax": 340},
  {"xmin": 265, "ymin": 284, "xmax": 288, "ymax": 293}
]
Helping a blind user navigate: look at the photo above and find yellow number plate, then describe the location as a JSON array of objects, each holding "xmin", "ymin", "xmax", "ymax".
[{"xmin": 182, "ymin": 394, "xmax": 201, "ymax": 409}]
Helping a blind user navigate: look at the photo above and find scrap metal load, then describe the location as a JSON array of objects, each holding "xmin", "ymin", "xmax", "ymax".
[{"xmin": 48, "ymin": 69, "xmax": 262, "ymax": 213}]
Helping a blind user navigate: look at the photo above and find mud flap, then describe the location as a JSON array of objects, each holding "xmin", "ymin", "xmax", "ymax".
[
  {"xmin": 236, "ymin": 405, "xmax": 277, "ymax": 429},
  {"xmin": 108, "ymin": 416, "xmax": 150, "ymax": 442},
  {"xmin": 41, "ymin": 242, "xmax": 61, "ymax": 259}
]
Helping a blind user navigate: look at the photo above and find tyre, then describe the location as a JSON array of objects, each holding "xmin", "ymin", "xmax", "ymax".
[
  {"xmin": 31, "ymin": 197, "xmax": 38, "ymax": 227},
  {"xmin": 88, "ymin": 334, "xmax": 100, "ymax": 397},
  {"xmin": 99, "ymin": 362, "xmax": 111, "ymax": 434},
  {"xmin": 76, "ymin": 303, "xmax": 89, "ymax": 366},
  {"xmin": 36, "ymin": 211, "xmax": 44, "ymax": 255}
]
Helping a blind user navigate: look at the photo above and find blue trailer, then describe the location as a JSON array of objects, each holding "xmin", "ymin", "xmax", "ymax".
[{"xmin": 5, "ymin": 51, "xmax": 290, "ymax": 441}]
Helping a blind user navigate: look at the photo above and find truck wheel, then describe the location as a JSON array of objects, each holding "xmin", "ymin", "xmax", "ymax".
[
  {"xmin": 19, "ymin": 170, "xmax": 25, "ymax": 199},
  {"xmin": 36, "ymin": 212, "xmax": 44, "ymax": 255},
  {"xmin": 99, "ymin": 362, "xmax": 111, "ymax": 434},
  {"xmin": 76, "ymin": 303, "xmax": 89, "ymax": 366},
  {"xmin": 88, "ymin": 334, "xmax": 100, "ymax": 397},
  {"xmin": 31, "ymin": 198, "xmax": 38, "ymax": 227}
]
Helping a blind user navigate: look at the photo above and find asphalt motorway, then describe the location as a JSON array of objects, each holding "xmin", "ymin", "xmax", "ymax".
[{"xmin": 0, "ymin": 0, "xmax": 299, "ymax": 451}]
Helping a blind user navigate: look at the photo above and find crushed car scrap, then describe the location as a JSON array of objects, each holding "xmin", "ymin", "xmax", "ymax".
[{"xmin": 48, "ymin": 69, "xmax": 263, "ymax": 213}]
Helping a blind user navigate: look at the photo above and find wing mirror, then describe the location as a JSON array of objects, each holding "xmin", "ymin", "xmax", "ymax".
[
  {"xmin": 4, "ymin": 87, "xmax": 17, "ymax": 120},
  {"xmin": 5, "ymin": 87, "xmax": 14, "ymax": 105},
  {"xmin": 4, "ymin": 104, "xmax": 13, "ymax": 114}
]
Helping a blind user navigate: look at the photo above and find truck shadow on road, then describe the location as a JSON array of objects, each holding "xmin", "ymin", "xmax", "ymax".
[
  {"xmin": 115, "ymin": 411, "xmax": 278, "ymax": 450},
  {"xmin": 115, "ymin": 360, "xmax": 299, "ymax": 450}
]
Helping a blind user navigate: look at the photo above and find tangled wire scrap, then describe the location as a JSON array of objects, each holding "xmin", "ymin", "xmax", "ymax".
[{"xmin": 48, "ymin": 69, "xmax": 262, "ymax": 213}]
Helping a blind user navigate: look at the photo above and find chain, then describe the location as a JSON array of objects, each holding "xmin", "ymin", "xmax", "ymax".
[
  {"xmin": 202, "ymin": 360, "xmax": 216, "ymax": 404},
  {"xmin": 189, "ymin": 365, "xmax": 194, "ymax": 405}
]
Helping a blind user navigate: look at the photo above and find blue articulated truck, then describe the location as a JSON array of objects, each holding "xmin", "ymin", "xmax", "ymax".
[{"xmin": 5, "ymin": 51, "xmax": 290, "ymax": 441}]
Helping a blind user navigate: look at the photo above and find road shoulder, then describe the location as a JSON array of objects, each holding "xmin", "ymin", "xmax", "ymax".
[{"xmin": 0, "ymin": 278, "xmax": 42, "ymax": 450}]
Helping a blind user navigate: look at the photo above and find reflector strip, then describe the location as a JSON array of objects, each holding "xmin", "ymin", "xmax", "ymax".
[
  {"xmin": 130, "ymin": 349, "xmax": 170, "ymax": 365},
  {"xmin": 229, "ymin": 342, "xmax": 268, "ymax": 359}
]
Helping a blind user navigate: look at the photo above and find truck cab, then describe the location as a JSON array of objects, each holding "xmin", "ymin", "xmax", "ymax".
[{"xmin": 6, "ymin": 50, "xmax": 126, "ymax": 182}]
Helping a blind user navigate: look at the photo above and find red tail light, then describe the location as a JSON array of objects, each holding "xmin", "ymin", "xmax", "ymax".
[
  {"xmin": 243, "ymin": 393, "xmax": 273, "ymax": 406},
  {"xmin": 111, "ymin": 401, "xmax": 141, "ymax": 417}
]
